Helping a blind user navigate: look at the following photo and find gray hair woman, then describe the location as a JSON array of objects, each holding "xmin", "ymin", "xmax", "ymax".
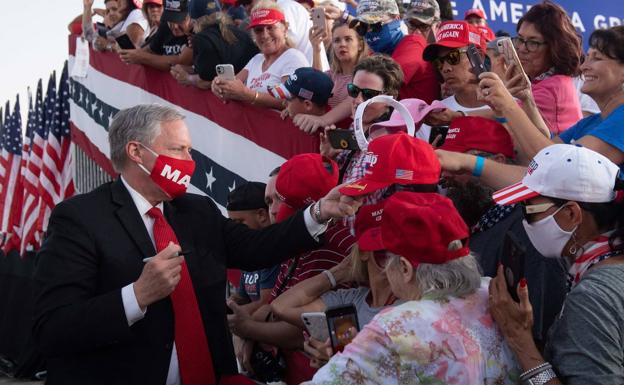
[{"xmin": 305, "ymin": 192, "xmax": 519, "ymax": 385}]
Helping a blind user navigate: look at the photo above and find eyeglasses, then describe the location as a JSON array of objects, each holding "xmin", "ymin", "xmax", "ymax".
[
  {"xmin": 373, "ymin": 250, "xmax": 392, "ymax": 269},
  {"xmin": 432, "ymin": 48, "xmax": 468, "ymax": 70},
  {"xmin": 512, "ymin": 36, "xmax": 547, "ymax": 53},
  {"xmin": 347, "ymin": 83, "xmax": 383, "ymax": 101},
  {"xmin": 349, "ymin": 19, "xmax": 382, "ymax": 37}
]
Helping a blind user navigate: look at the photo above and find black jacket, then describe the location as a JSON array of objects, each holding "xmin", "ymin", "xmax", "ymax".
[{"xmin": 33, "ymin": 178, "xmax": 317, "ymax": 384}]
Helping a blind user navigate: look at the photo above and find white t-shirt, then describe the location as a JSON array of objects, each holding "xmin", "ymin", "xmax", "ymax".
[
  {"xmin": 276, "ymin": 0, "xmax": 329, "ymax": 71},
  {"xmin": 109, "ymin": 9, "xmax": 149, "ymax": 42},
  {"xmin": 243, "ymin": 48, "xmax": 309, "ymax": 93},
  {"xmin": 417, "ymin": 95, "xmax": 491, "ymax": 142},
  {"xmin": 573, "ymin": 76, "xmax": 600, "ymax": 115}
]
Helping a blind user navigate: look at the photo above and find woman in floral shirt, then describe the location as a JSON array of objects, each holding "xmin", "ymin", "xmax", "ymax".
[{"xmin": 305, "ymin": 192, "xmax": 519, "ymax": 385}]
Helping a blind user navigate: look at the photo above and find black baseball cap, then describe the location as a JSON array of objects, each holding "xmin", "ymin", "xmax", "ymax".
[
  {"xmin": 227, "ymin": 181, "xmax": 268, "ymax": 211},
  {"xmin": 161, "ymin": 0, "xmax": 189, "ymax": 23}
]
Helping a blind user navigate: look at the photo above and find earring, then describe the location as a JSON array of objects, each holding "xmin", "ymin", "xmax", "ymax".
[{"xmin": 568, "ymin": 232, "xmax": 585, "ymax": 258}]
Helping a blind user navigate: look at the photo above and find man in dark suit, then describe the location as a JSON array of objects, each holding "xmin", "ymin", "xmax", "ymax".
[{"xmin": 33, "ymin": 104, "xmax": 359, "ymax": 385}]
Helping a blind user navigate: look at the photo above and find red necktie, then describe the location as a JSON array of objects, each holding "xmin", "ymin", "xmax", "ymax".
[{"xmin": 147, "ymin": 207, "xmax": 216, "ymax": 385}]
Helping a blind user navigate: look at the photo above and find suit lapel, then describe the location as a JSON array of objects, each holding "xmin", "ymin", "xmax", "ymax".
[{"xmin": 111, "ymin": 178, "xmax": 156, "ymax": 259}]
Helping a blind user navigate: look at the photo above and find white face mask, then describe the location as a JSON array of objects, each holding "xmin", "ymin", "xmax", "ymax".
[{"xmin": 522, "ymin": 205, "xmax": 577, "ymax": 259}]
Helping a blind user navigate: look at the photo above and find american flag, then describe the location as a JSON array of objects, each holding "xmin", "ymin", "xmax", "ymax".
[
  {"xmin": 38, "ymin": 62, "xmax": 75, "ymax": 235},
  {"xmin": 20, "ymin": 74, "xmax": 54, "ymax": 254},
  {"xmin": 0, "ymin": 96, "xmax": 23, "ymax": 250}
]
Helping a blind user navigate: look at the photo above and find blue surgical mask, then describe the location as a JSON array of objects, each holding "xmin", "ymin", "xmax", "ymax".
[{"xmin": 365, "ymin": 20, "xmax": 404, "ymax": 55}]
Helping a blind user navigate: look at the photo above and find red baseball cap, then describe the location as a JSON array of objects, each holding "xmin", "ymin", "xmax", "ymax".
[
  {"xmin": 464, "ymin": 8, "xmax": 485, "ymax": 20},
  {"xmin": 143, "ymin": 0, "xmax": 163, "ymax": 5},
  {"xmin": 275, "ymin": 153, "xmax": 339, "ymax": 222},
  {"xmin": 247, "ymin": 8, "xmax": 286, "ymax": 29},
  {"xmin": 423, "ymin": 21, "xmax": 486, "ymax": 61},
  {"xmin": 339, "ymin": 133, "xmax": 441, "ymax": 197},
  {"xmin": 354, "ymin": 201, "xmax": 386, "ymax": 251},
  {"xmin": 382, "ymin": 192, "xmax": 470, "ymax": 267},
  {"xmin": 476, "ymin": 25, "xmax": 496, "ymax": 42},
  {"xmin": 439, "ymin": 116, "xmax": 515, "ymax": 159}
]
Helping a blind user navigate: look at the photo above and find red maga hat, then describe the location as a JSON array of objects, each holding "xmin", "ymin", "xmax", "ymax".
[
  {"xmin": 354, "ymin": 201, "xmax": 386, "ymax": 251},
  {"xmin": 339, "ymin": 133, "xmax": 441, "ymax": 197},
  {"xmin": 423, "ymin": 20, "xmax": 486, "ymax": 61},
  {"xmin": 275, "ymin": 153, "xmax": 339, "ymax": 222},
  {"xmin": 247, "ymin": 8, "xmax": 286, "ymax": 29},
  {"xmin": 382, "ymin": 192, "xmax": 470, "ymax": 267},
  {"xmin": 439, "ymin": 116, "xmax": 515, "ymax": 159},
  {"xmin": 464, "ymin": 8, "xmax": 485, "ymax": 20}
]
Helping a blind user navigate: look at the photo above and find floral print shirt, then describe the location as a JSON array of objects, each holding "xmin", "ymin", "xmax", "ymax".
[{"xmin": 305, "ymin": 279, "xmax": 520, "ymax": 385}]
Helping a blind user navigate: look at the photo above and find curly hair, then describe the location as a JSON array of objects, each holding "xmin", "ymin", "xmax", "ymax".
[
  {"xmin": 517, "ymin": 1, "xmax": 582, "ymax": 77},
  {"xmin": 353, "ymin": 54, "xmax": 404, "ymax": 98}
]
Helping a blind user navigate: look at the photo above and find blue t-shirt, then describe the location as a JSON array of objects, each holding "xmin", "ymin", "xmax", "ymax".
[
  {"xmin": 238, "ymin": 266, "xmax": 279, "ymax": 302},
  {"xmin": 559, "ymin": 105, "xmax": 624, "ymax": 156}
]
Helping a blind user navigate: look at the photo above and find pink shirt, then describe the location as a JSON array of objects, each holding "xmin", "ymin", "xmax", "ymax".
[
  {"xmin": 327, "ymin": 71, "xmax": 352, "ymax": 109},
  {"xmin": 532, "ymin": 74, "xmax": 582, "ymax": 135}
]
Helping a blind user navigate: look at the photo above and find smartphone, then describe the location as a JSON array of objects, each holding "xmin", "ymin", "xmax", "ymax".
[
  {"xmin": 428, "ymin": 125, "xmax": 449, "ymax": 146},
  {"xmin": 466, "ymin": 43, "xmax": 489, "ymax": 76},
  {"xmin": 327, "ymin": 129, "xmax": 359, "ymax": 151},
  {"xmin": 215, "ymin": 64, "xmax": 236, "ymax": 80},
  {"xmin": 311, "ymin": 7, "xmax": 326, "ymax": 31},
  {"xmin": 301, "ymin": 312, "xmax": 330, "ymax": 342},
  {"xmin": 115, "ymin": 34, "xmax": 135, "ymax": 50},
  {"xmin": 501, "ymin": 231, "xmax": 526, "ymax": 302},
  {"xmin": 96, "ymin": 22, "xmax": 109, "ymax": 38},
  {"xmin": 326, "ymin": 304, "xmax": 359, "ymax": 352},
  {"xmin": 497, "ymin": 37, "xmax": 531, "ymax": 89}
]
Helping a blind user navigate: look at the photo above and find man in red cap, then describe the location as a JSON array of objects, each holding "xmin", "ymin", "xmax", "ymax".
[
  {"xmin": 437, "ymin": 116, "xmax": 516, "ymax": 229},
  {"xmin": 420, "ymin": 20, "xmax": 499, "ymax": 143},
  {"xmin": 226, "ymin": 153, "xmax": 355, "ymax": 384}
]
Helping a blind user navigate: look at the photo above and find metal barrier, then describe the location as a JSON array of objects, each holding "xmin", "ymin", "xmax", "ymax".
[{"xmin": 73, "ymin": 144, "xmax": 112, "ymax": 194}]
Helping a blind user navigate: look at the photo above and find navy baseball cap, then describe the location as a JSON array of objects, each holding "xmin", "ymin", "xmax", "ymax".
[
  {"xmin": 227, "ymin": 181, "xmax": 268, "ymax": 211},
  {"xmin": 189, "ymin": 0, "xmax": 222, "ymax": 19},
  {"xmin": 161, "ymin": 0, "xmax": 190, "ymax": 23},
  {"xmin": 268, "ymin": 67, "xmax": 334, "ymax": 106}
]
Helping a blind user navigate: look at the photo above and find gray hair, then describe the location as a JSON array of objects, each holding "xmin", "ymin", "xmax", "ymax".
[
  {"xmin": 108, "ymin": 104, "xmax": 185, "ymax": 171},
  {"xmin": 386, "ymin": 252, "xmax": 482, "ymax": 300}
]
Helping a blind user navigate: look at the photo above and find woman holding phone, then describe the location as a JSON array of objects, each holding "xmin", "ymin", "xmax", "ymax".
[
  {"xmin": 271, "ymin": 202, "xmax": 399, "ymax": 368},
  {"xmin": 304, "ymin": 192, "xmax": 519, "ymax": 384},
  {"xmin": 211, "ymin": 1, "xmax": 309, "ymax": 109}
]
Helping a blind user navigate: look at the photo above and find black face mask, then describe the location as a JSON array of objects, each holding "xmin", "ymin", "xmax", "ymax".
[{"xmin": 443, "ymin": 178, "xmax": 495, "ymax": 229}]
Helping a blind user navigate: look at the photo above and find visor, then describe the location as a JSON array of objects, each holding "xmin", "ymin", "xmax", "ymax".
[{"xmin": 492, "ymin": 181, "xmax": 540, "ymax": 205}]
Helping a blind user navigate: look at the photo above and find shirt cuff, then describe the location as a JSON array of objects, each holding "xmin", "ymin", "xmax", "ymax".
[
  {"xmin": 121, "ymin": 283, "xmax": 147, "ymax": 326},
  {"xmin": 303, "ymin": 205, "xmax": 329, "ymax": 241}
]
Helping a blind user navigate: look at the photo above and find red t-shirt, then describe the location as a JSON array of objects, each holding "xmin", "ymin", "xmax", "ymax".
[{"xmin": 392, "ymin": 34, "xmax": 441, "ymax": 103}]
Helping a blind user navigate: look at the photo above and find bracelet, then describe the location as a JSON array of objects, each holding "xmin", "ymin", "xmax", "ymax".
[
  {"xmin": 472, "ymin": 156, "xmax": 485, "ymax": 177},
  {"xmin": 322, "ymin": 270, "xmax": 337, "ymax": 288},
  {"xmin": 250, "ymin": 91, "xmax": 259, "ymax": 105},
  {"xmin": 312, "ymin": 200, "xmax": 323, "ymax": 223},
  {"xmin": 524, "ymin": 368, "xmax": 557, "ymax": 385},
  {"xmin": 494, "ymin": 116, "xmax": 508, "ymax": 123},
  {"xmin": 519, "ymin": 362, "xmax": 551, "ymax": 380}
]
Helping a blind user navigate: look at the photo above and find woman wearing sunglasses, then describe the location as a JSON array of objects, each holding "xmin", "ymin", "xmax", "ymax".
[
  {"xmin": 303, "ymin": 192, "xmax": 519, "ymax": 385},
  {"xmin": 487, "ymin": 144, "xmax": 624, "ymax": 385},
  {"xmin": 271, "ymin": 201, "xmax": 399, "ymax": 369}
]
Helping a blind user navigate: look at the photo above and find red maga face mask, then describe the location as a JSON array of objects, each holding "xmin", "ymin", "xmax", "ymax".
[{"xmin": 138, "ymin": 144, "xmax": 196, "ymax": 199}]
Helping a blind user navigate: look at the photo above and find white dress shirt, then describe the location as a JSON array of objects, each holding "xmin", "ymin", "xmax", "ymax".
[{"xmin": 118, "ymin": 176, "xmax": 327, "ymax": 384}]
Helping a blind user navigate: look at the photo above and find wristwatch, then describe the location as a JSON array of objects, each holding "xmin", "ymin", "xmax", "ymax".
[{"xmin": 525, "ymin": 368, "xmax": 557, "ymax": 385}]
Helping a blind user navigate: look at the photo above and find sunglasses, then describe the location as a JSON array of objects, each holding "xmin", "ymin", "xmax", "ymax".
[
  {"xmin": 347, "ymin": 83, "xmax": 383, "ymax": 101},
  {"xmin": 433, "ymin": 48, "xmax": 468, "ymax": 70},
  {"xmin": 349, "ymin": 19, "xmax": 382, "ymax": 37}
]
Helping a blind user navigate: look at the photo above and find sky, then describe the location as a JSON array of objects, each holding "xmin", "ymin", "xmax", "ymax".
[{"xmin": 0, "ymin": 1, "xmax": 105, "ymax": 125}]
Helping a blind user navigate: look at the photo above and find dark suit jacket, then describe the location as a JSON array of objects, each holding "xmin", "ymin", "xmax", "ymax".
[{"xmin": 33, "ymin": 179, "xmax": 318, "ymax": 385}]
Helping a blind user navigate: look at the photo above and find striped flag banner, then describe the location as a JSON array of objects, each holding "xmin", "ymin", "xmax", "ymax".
[{"xmin": 68, "ymin": 37, "xmax": 319, "ymax": 213}]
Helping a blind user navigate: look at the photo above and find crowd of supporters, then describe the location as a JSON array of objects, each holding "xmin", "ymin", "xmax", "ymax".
[{"xmin": 63, "ymin": 0, "xmax": 624, "ymax": 384}]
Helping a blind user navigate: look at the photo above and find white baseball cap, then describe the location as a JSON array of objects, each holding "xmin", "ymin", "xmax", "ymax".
[{"xmin": 493, "ymin": 144, "xmax": 619, "ymax": 205}]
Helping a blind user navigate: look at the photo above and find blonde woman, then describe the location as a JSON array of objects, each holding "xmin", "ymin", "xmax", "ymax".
[
  {"xmin": 211, "ymin": 1, "xmax": 309, "ymax": 109},
  {"xmin": 310, "ymin": 21, "xmax": 368, "ymax": 108}
]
